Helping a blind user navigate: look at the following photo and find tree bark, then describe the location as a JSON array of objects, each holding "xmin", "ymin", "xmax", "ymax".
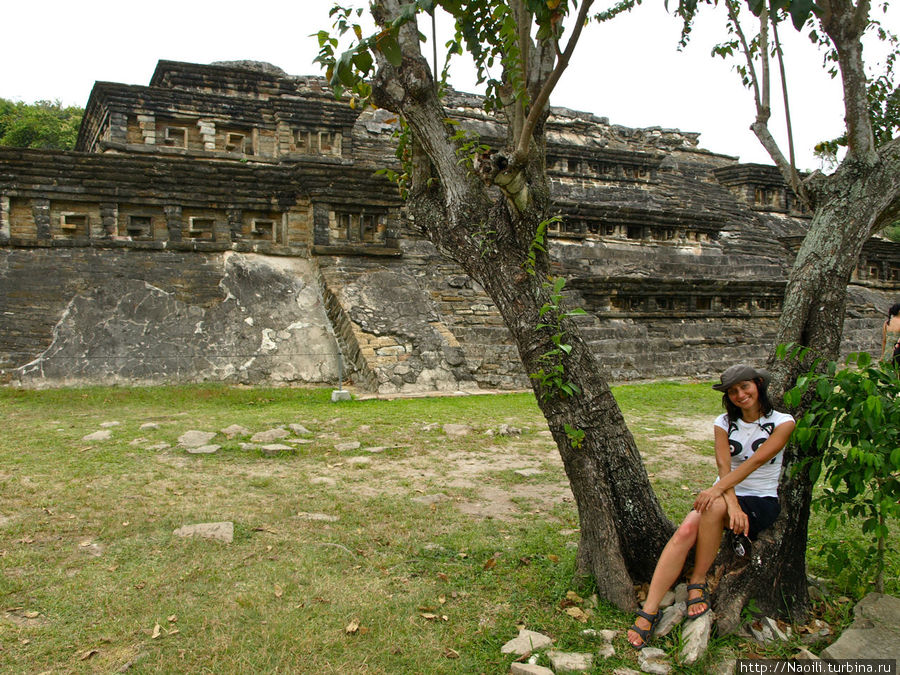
[
  {"xmin": 368, "ymin": 0, "xmax": 675, "ymax": 611},
  {"xmin": 713, "ymin": 141, "xmax": 900, "ymax": 632}
]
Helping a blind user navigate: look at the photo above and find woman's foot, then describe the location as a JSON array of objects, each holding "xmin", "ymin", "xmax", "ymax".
[
  {"xmin": 627, "ymin": 608, "xmax": 660, "ymax": 649},
  {"xmin": 686, "ymin": 582, "xmax": 711, "ymax": 618}
]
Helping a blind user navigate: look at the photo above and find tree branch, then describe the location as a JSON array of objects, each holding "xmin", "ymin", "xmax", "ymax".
[
  {"xmin": 513, "ymin": 0, "xmax": 595, "ymax": 164},
  {"xmin": 727, "ymin": 0, "xmax": 762, "ymax": 111},
  {"xmin": 821, "ymin": 0, "xmax": 877, "ymax": 161},
  {"xmin": 772, "ymin": 17, "xmax": 810, "ymax": 206}
]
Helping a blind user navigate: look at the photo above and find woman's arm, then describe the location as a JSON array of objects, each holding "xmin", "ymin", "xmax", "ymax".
[
  {"xmin": 694, "ymin": 419, "xmax": 795, "ymax": 511},
  {"xmin": 711, "ymin": 424, "xmax": 749, "ymax": 535}
]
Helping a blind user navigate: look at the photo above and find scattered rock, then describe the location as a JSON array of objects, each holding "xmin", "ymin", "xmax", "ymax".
[
  {"xmin": 514, "ymin": 468, "xmax": 542, "ymax": 477},
  {"xmin": 288, "ymin": 424, "xmax": 312, "ymax": 435},
  {"xmin": 656, "ymin": 602, "xmax": 685, "ymax": 637},
  {"xmin": 761, "ymin": 616, "xmax": 789, "ymax": 641},
  {"xmin": 443, "ymin": 423, "xmax": 472, "ymax": 436},
  {"xmin": 412, "ymin": 493, "xmax": 451, "ymax": 505},
  {"xmin": 714, "ymin": 659, "xmax": 736, "ymax": 675},
  {"xmin": 285, "ymin": 438, "xmax": 314, "ymax": 445},
  {"xmin": 421, "ymin": 422, "xmax": 440, "ymax": 432},
  {"xmin": 799, "ymin": 618, "xmax": 832, "ymax": 644},
  {"xmin": 681, "ymin": 611, "xmax": 714, "ymax": 665},
  {"xmin": 673, "ymin": 583, "xmax": 688, "ymax": 604},
  {"xmin": 186, "ymin": 445, "xmax": 220, "ymax": 455},
  {"xmin": 239, "ymin": 443, "xmax": 258, "ymax": 451},
  {"xmin": 251, "ymin": 428, "xmax": 289, "ymax": 443},
  {"xmin": 140, "ymin": 422, "xmax": 160, "ymax": 430},
  {"xmin": 260, "ymin": 444, "xmax": 295, "ymax": 456},
  {"xmin": 100, "ymin": 421, "xmax": 121, "ymax": 428},
  {"xmin": 295, "ymin": 512, "xmax": 339, "ymax": 522},
  {"xmin": 659, "ymin": 590, "xmax": 676, "ymax": 608},
  {"xmin": 500, "ymin": 629, "xmax": 554, "ymax": 655},
  {"xmin": 793, "ymin": 648, "xmax": 820, "ymax": 660},
  {"xmin": 547, "ymin": 650, "xmax": 593, "ymax": 673},
  {"xmin": 335, "ymin": 441, "xmax": 361, "ymax": 452},
  {"xmin": 178, "ymin": 430, "xmax": 216, "ymax": 447},
  {"xmin": 597, "ymin": 643, "xmax": 615, "ymax": 659},
  {"xmin": 821, "ymin": 593, "xmax": 900, "ymax": 660},
  {"xmin": 82, "ymin": 430, "xmax": 112, "ymax": 442},
  {"xmin": 221, "ymin": 424, "xmax": 249, "ymax": 438},
  {"xmin": 613, "ymin": 669, "xmax": 642, "ymax": 675},
  {"xmin": 365, "ymin": 446, "xmax": 387, "ymax": 453},
  {"xmin": 597, "ymin": 629, "xmax": 617, "ymax": 643},
  {"xmin": 497, "ymin": 424, "xmax": 522, "ymax": 436},
  {"xmin": 173, "ymin": 522, "xmax": 233, "ymax": 543},
  {"xmin": 638, "ymin": 647, "xmax": 670, "ymax": 675},
  {"xmin": 510, "ymin": 664, "xmax": 554, "ymax": 675}
]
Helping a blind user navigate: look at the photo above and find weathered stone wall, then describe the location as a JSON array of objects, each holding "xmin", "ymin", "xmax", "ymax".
[
  {"xmin": 2, "ymin": 60, "xmax": 897, "ymax": 392},
  {"xmin": 0, "ymin": 248, "xmax": 339, "ymax": 387}
]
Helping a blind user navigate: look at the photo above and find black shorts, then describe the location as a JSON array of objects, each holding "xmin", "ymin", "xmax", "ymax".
[{"xmin": 736, "ymin": 495, "xmax": 780, "ymax": 540}]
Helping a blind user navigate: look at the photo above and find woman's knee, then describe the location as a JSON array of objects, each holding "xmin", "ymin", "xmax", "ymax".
[{"xmin": 672, "ymin": 512, "xmax": 701, "ymax": 545}]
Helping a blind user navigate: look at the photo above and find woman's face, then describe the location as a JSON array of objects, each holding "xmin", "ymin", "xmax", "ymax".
[{"xmin": 727, "ymin": 379, "xmax": 760, "ymax": 415}]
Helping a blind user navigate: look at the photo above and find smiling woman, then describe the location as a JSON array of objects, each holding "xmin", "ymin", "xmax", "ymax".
[{"xmin": 626, "ymin": 363, "xmax": 795, "ymax": 649}]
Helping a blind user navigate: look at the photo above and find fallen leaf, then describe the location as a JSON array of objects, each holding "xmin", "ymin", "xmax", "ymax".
[
  {"xmin": 151, "ymin": 623, "xmax": 161, "ymax": 639},
  {"xmin": 167, "ymin": 615, "xmax": 178, "ymax": 623},
  {"xmin": 122, "ymin": 521, "xmax": 130, "ymax": 527},
  {"xmin": 18, "ymin": 537, "xmax": 34, "ymax": 544},
  {"xmin": 167, "ymin": 628, "xmax": 180, "ymax": 636},
  {"xmin": 565, "ymin": 607, "xmax": 589, "ymax": 623},
  {"xmin": 547, "ymin": 554, "xmax": 559, "ymax": 563},
  {"xmin": 274, "ymin": 585, "xmax": 283, "ymax": 598},
  {"xmin": 483, "ymin": 557, "xmax": 497, "ymax": 571},
  {"xmin": 438, "ymin": 595, "xmax": 446, "ymax": 605},
  {"xmin": 345, "ymin": 618, "xmax": 360, "ymax": 634},
  {"xmin": 135, "ymin": 582, "xmax": 146, "ymax": 590},
  {"xmin": 23, "ymin": 611, "xmax": 40, "ymax": 619},
  {"xmin": 437, "ymin": 573, "xmax": 449, "ymax": 582},
  {"xmin": 443, "ymin": 648, "xmax": 460, "ymax": 659},
  {"xmin": 420, "ymin": 613, "xmax": 438, "ymax": 621},
  {"xmin": 79, "ymin": 649, "xmax": 99, "ymax": 661},
  {"xmin": 566, "ymin": 591, "xmax": 583, "ymax": 604},
  {"xmin": 79, "ymin": 540, "xmax": 92, "ymax": 548}
]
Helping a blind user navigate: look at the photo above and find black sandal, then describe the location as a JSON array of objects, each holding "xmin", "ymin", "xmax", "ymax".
[
  {"xmin": 686, "ymin": 583, "xmax": 711, "ymax": 618},
  {"xmin": 628, "ymin": 608, "xmax": 661, "ymax": 649}
]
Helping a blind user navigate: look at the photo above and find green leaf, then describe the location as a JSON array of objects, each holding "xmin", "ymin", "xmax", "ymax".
[{"xmin": 379, "ymin": 34, "xmax": 404, "ymax": 67}]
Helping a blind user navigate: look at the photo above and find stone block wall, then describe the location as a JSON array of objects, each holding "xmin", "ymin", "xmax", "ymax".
[{"xmin": 0, "ymin": 248, "xmax": 339, "ymax": 387}]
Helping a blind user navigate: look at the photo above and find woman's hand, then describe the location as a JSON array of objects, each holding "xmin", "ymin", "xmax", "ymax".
[
  {"xmin": 727, "ymin": 503, "xmax": 749, "ymax": 536},
  {"xmin": 693, "ymin": 485, "xmax": 723, "ymax": 511}
]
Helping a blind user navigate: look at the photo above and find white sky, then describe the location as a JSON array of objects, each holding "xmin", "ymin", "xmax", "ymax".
[{"xmin": 1, "ymin": 1, "xmax": 896, "ymax": 170}]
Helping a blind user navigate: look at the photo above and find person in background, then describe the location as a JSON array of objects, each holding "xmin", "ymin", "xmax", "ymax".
[{"xmin": 881, "ymin": 303, "xmax": 900, "ymax": 366}]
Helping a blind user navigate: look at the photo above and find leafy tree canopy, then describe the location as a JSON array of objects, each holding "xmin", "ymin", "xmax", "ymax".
[{"xmin": 0, "ymin": 99, "xmax": 83, "ymax": 150}]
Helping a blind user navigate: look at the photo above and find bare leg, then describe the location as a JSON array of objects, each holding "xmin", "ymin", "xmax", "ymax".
[
  {"xmin": 687, "ymin": 497, "xmax": 729, "ymax": 616},
  {"xmin": 627, "ymin": 511, "xmax": 701, "ymax": 647}
]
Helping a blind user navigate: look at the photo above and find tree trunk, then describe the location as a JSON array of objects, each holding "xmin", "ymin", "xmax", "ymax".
[
  {"xmin": 466, "ymin": 245, "xmax": 676, "ymax": 609},
  {"xmin": 712, "ymin": 147, "xmax": 900, "ymax": 631}
]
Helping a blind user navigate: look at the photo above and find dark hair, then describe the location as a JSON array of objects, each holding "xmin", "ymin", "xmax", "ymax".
[
  {"xmin": 889, "ymin": 303, "xmax": 900, "ymax": 319},
  {"xmin": 722, "ymin": 377, "xmax": 774, "ymax": 423}
]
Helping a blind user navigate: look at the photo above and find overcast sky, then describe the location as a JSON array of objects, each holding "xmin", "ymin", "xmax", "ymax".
[{"xmin": 2, "ymin": 1, "xmax": 896, "ymax": 169}]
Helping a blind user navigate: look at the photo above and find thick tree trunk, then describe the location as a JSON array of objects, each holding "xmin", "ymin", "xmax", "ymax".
[
  {"xmin": 712, "ymin": 147, "xmax": 900, "ymax": 631},
  {"xmin": 468, "ymin": 248, "xmax": 676, "ymax": 609}
]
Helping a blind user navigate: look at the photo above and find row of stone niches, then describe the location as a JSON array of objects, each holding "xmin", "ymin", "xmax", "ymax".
[
  {"xmin": 552, "ymin": 217, "xmax": 719, "ymax": 243},
  {"xmin": 7, "ymin": 198, "xmax": 283, "ymax": 244},
  {"xmin": 598, "ymin": 294, "xmax": 784, "ymax": 315}
]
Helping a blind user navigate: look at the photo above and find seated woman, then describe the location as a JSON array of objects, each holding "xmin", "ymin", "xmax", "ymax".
[{"xmin": 627, "ymin": 364, "xmax": 795, "ymax": 649}]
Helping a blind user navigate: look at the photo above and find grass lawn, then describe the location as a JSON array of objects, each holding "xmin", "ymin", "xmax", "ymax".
[{"xmin": 0, "ymin": 382, "xmax": 894, "ymax": 674}]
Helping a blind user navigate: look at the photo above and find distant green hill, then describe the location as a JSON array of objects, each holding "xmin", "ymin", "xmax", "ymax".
[{"xmin": 0, "ymin": 98, "xmax": 83, "ymax": 150}]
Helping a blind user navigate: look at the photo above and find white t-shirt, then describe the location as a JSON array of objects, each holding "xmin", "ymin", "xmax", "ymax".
[{"xmin": 713, "ymin": 410, "xmax": 795, "ymax": 498}]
